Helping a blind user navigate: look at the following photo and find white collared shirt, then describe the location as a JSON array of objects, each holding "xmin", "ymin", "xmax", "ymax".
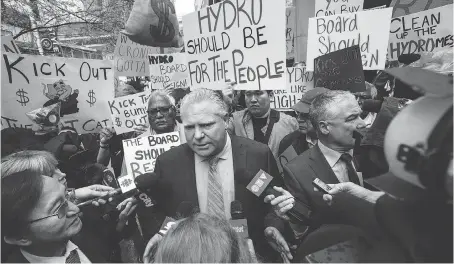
[
  {"xmin": 194, "ymin": 133, "xmax": 235, "ymax": 219},
  {"xmin": 21, "ymin": 241, "xmax": 91, "ymax": 263},
  {"xmin": 317, "ymin": 141, "xmax": 363, "ymax": 186}
]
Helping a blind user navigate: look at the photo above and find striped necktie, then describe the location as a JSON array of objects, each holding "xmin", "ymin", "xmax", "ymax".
[
  {"xmin": 66, "ymin": 249, "xmax": 81, "ymax": 263},
  {"xmin": 207, "ymin": 157, "xmax": 225, "ymax": 219}
]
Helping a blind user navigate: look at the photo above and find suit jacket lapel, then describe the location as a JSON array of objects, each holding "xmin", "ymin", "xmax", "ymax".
[
  {"xmin": 182, "ymin": 144, "xmax": 199, "ymax": 207},
  {"xmin": 309, "ymin": 145, "xmax": 340, "ymax": 184}
]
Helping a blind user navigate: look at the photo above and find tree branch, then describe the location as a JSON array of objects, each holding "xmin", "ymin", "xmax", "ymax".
[{"xmin": 13, "ymin": 21, "xmax": 100, "ymax": 39}]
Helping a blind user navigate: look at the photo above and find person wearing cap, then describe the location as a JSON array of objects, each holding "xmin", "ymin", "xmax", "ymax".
[
  {"xmin": 227, "ymin": 90, "xmax": 298, "ymax": 167},
  {"xmin": 278, "ymin": 88, "xmax": 329, "ymax": 157}
]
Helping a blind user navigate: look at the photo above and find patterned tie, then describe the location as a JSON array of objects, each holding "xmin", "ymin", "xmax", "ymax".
[
  {"xmin": 207, "ymin": 157, "xmax": 225, "ymax": 219},
  {"xmin": 66, "ymin": 249, "xmax": 81, "ymax": 263},
  {"xmin": 340, "ymin": 153, "xmax": 361, "ymax": 185}
]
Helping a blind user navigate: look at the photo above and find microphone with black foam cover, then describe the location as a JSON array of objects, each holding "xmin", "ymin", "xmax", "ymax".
[
  {"xmin": 229, "ymin": 200, "xmax": 257, "ymax": 262},
  {"xmin": 240, "ymin": 168, "xmax": 313, "ymax": 225}
]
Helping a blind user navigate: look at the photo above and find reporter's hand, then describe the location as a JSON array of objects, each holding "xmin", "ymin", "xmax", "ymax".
[
  {"xmin": 264, "ymin": 186, "xmax": 294, "ymax": 221},
  {"xmin": 265, "ymin": 226, "xmax": 293, "ymax": 260},
  {"xmin": 117, "ymin": 196, "xmax": 138, "ymax": 218},
  {"xmin": 313, "ymin": 182, "xmax": 384, "ymax": 206},
  {"xmin": 74, "ymin": 185, "xmax": 114, "ymax": 206},
  {"xmin": 143, "ymin": 233, "xmax": 164, "ymax": 263}
]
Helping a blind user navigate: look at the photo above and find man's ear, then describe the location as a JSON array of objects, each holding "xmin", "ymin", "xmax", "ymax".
[
  {"xmin": 4, "ymin": 236, "xmax": 32, "ymax": 246},
  {"xmin": 319, "ymin": 121, "xmax": 330, "ymax": 135}
]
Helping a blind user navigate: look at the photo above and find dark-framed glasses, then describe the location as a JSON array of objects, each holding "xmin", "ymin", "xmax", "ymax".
[
  {"xmin": 28, "ymin": 200, "xmax": 69, "ymax": 223},
  {"xmin": 147, "ymin": 106, "xmax": 173, "ymax": 116}
]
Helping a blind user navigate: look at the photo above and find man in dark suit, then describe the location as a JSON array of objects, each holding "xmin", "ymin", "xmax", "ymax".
[
  {"xmin": 282, "ymin": 90, "xmax": 366, "ymax": 235},
  {"xmin": 142, "ymin": 88, "xmax": 290, "ymax": 262}
]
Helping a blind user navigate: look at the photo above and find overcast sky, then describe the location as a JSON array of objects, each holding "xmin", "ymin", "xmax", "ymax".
[{"xmin": 175, "ymin": 0, "xmax": 195, "ymax": 18}]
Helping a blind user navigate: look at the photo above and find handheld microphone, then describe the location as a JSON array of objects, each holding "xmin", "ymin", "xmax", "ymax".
[
  {"xmin": 77, "ymin": 172, "xmax": 159, "ymax": 208},
  {"xmin": 243, "ymin": 169, "xmax": 313, "ymax": 224},
  {"xmin": 229, "ymin": 200, "xmax": 257, "ymax": 262}
]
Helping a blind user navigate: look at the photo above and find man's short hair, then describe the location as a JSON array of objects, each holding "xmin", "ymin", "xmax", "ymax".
[
  {"xmin": 309, "ymin": 90, "xmax": 356, "ymax": 132},
  {"xmin": 148, "ymin": 90, "xmax": 176, "ymax": 108},
  {"xmin": 1, "ymin": 150, "xmax": 58, "ymax": 178},
  {"xmin": 180, "ymin": 88, "xmax": 228, "ymax": 119},
  {"xmin": 2, "ymin": 170, "xmax": 43, "ymax": 238}
]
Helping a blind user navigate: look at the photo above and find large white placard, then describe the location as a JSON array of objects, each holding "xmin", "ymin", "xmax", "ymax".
[
  {"xmin": 122, "ymin": 132, "xmax": 181, "ymax": 178},
  {"xmin": 306, "ymin": 7, "xmax": 393, "ymax": 71},
  {"xmin": 149, "ymin": 53, "xmax": 190, "ymax": 89},
  {"xmin": 114, "ymin": 33, "xmax": 160, "ymax": 76},
  {"xmin": 183, "ymin": 0, "xmax": 287, "ymax": 90},
  {"xmin": 387, "ymin": 5, "xmax": 453, "ymax": 61},
  {"xmin": 286, "ymin": 7, "xmax": 296, "ymax": 59},
  {"xmin": 1, "ymin": 53, "xmax": 114, "ymax": 133},
  {"xmin": 109, "ymin": 91, "xmax": 150, "ymax": 135},
  {"xmin": 315, "ymin": 0, "xmax": 364, "ymax": 17},
  {"xmin": 2, "ymin": 36, "xmax": 21, "ymax": 54},
  {"xmin": 271, "ymin": 65, "xmax": 314, "ymax": 110}
]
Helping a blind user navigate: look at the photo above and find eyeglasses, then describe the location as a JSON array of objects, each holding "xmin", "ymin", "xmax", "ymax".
[
  {"xmin": 147, "ymin": 106, "xmax": 173, "ymax": 116},
  {"xmin": 28, "ymin": 200, "xmax": 69, "ymax": 223},
  {"xmin": 297, "ymin": 113, "xmax": 310, "ymax": 120}
]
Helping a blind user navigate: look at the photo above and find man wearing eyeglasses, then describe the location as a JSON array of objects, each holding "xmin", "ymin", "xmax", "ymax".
[
  {"xmin": 278, "ymin": 88, "xmax": 329, "ymax": 159},
  {"xmin": 2, "ymin": 170, "xmax": 111, "ymax": 263}
]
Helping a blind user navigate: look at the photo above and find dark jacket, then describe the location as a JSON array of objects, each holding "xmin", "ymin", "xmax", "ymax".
[
  {"xmin": 149, "ymin": 135, "xmax": 286, "ymax": 262},
  {"xmin": 278, "ymin": 130, "xmax": 310, "ymax": 157}
]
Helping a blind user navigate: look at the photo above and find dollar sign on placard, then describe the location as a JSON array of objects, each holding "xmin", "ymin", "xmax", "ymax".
[
  {"xmin": 86, "ymin": 90, "xmax": 96, "ymax": 107},
  {"xmin": 115, "ymin": 117, "xmax": 122, "ymax": 127},
  {"xmin": 16, "ymin": 89, "xmax": 30, "ymax": 106},
  {"xmin": 150, "ymin": 0, "xmax": 175, "ymax": 43}
]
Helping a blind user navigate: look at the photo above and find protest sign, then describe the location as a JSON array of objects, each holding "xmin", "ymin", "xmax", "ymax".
[
  {"xmin": 114, "ymin": 33, "xmax": 160, "ymax": 76},
  {"xmin": 286, "ymin": 7, "xmax": 296, "ymax": 59},
  {"xmin": 271, "ymin": 65, "xmax": 314, "ymax": 110},
  {"xmin": 1, "ymin": 53, "xmax": 114, "ymax": 133},
  {"xmin": 390, "ymin": 0, "xmax": 452, "ymax": 17},
  {"xmin": 306, "ymin": 7, "xmax": 393, "ymax": 71},
  {"xmin": 315, "ymin": 0, "xmax": 364, "ymax": 17},
  {"xmin": 122, "ymin": 132, "xmax": 181, "ymax": 178},
  {"xmin": 149, "ymin": 53, "xmax": 190, "ymax": 89},
  {"xmin": 183, "ymin": 0, "xmax": 287, "ymax": 90},
  {"xmin": 2, "ymin": 36, "xmax": 21, "ymax": 54},
  {"xmin": 313, "ymin": 45, "xmax": 366, "ymax": 92},
  {"xmin": 108, "ymin": 91, "xmax": 150, "ymax": 134},
  {"xmin": 387, "ymin": 5, "xmax": 453, "ymax": 61}
]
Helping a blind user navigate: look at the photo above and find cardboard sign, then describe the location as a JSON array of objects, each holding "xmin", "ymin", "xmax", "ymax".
[
  {"xmin": 1, "ymin": 36, "xmax": 21, "ymax": 54},
  {"xmin": 314, "ymin": 45, "xmax": 366, "ymax": 92},
  {"xmin": 149, "ymin": 53, "xmax": 190, "ymax": 89},
  {"xmin": 271, "ymin": 65, "xmax": 315, "ymax": 110},
  {"xmin": 108, "ymin": 91, "xmax": 150, "ymax": 135},
  {"xmin": 122, "ymin": 131, "xmax": 181, "ymax": 178},
  {"xmin": 1, "ymin": 53, "xmax": 114, "ymax": 133},
  {"xmin": 315, "ymin": 0, "xmax": 364, "ymax": 17},
  {"xmin": 183, "ymin": 0, "xmax": 287, "ymax": 90},
  {"xmin": 286, "ymin": 7, "xmax": 296, "ymax": 59},
  {"xmin": 246, "ymin": 169, "xmax": 274, "ymax": 197},
  {"xmin": 306, "ymin": 7, "xmax": 393, "ymax": 71},
  {"xmin": 387, "ymin": 5, "xmax": 453, "ymax": 61},
  {"xmin": 390, "ymin": 0, "xmax": 453, "ymax": 18},
  {"xmin": 114, "ymin": 33, "xmax": 160, "ymax": 76}
]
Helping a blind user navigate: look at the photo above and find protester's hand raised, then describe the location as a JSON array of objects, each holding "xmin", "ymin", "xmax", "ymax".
[
  {"xmin": 264, "ymin": 186, "xmax": 294, "ymax": 221},
  {"xmin": 99, "ymin": 127, "xmax": 115, "ymax": 144},
  {"xmin": 75, "ymin": 185, "xmax": 114, "ymax": 206},
  {"xmin": 133, "ymin": 123, "xmax": 148, "ymax": 135}
]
